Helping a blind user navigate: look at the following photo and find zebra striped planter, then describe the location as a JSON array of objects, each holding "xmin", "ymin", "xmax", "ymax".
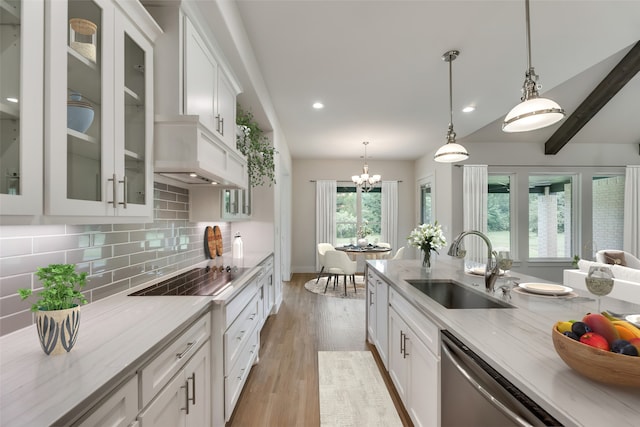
[{"xmin": 36, "ymin": 306, "xmax": 81, "ymax": 355}]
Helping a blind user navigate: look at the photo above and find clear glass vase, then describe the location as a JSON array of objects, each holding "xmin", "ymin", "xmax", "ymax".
[{"xmin": 422, "ymin": 250, "xmax": 432, "ymax": 273}]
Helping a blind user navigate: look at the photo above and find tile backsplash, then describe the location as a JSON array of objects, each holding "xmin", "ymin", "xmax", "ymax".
[{"xmin": 0, "ymin": 182, "xmax": 229, "ymax": 336}]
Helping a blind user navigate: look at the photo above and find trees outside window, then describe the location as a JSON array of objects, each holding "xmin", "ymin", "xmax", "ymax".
[
  {"xmin": 336, "ymin": 186, "xmax": 381, "ymax": 245},
  {"xmin": 487, "ymin": 175, "xmax": 512, "ymax": 254}
]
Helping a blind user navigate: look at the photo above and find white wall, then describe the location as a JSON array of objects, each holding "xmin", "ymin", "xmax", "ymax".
[{"xmin": 292, "ymin": 159, "xmax": 415, "ymax": 273}]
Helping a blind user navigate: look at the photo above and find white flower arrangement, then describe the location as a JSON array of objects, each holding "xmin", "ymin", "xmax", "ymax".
[{"xmin": 407, "ymin": 221, "xmax": 447, "ymax": 254}]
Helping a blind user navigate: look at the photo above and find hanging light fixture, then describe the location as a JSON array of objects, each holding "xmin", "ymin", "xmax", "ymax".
[
  {"xmin": 434, "ymin": 50, "xmax": 469, "ymax": 163},
  {"xmin": 503, "ymin": 0, "xmax": 564, "ymax": 132},
  {"xmin": 352, "ymin": 141, "xmax": 381, "ymax": 192}
]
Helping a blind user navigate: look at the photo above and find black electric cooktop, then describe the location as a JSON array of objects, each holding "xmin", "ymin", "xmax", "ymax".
[{"xmin": 129, "ymin": 266, "xmax": 251, "ymax": 297}]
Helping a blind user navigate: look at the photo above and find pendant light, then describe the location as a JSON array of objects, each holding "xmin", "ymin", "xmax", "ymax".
[
  {"xmin": 434, "ymin": 50, "xmax": 469, "ymax": 163},
  {"xmin": 352, "ymin": 141, "xmax": 381, "ymax": 192},
  {"xmin": 503, "ymin": 0, "xmax": 564, "ymax": 132}
]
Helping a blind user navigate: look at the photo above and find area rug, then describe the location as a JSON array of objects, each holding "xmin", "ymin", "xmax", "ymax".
[
  {"xmin": 304, "ymin": 275, "xmax": 366, "ymax": 299},
  {"xmin": 318, "ymin": 351, "xmax": 402, "ymax": 427}
]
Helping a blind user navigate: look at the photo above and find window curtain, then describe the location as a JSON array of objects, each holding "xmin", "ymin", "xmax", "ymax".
[
  {"xmin": 315, "ymin": 180, "xmax": 336, "ymax": 270},
  {"xmin": 381, "ymin": 181, "xmax": 399, "ymax": 251},
  {"xmin": 624, "ymin": 165, "xmax": 640, "ymax": 257},
  {"xmin": 463, "ymin": 165, "xmax": 488, "ymax": 266}
]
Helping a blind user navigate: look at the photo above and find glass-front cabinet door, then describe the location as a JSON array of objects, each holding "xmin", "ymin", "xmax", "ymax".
[
  {"xmin": 46, "ymin": 0, "xmax": 113, "ymax": 216},
  {"xmin": 0, "ymin": 0, "xmax": 43, "ymax": 217},
  {"xmin": 114, "ymin": 13, "xmax": 153, "ymax": 216},
  {"xmin": 45, "ymin": 0, "xmax": 153, "ymax": 219}
]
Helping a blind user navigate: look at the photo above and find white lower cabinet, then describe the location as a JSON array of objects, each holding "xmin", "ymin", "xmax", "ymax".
[
  {"xmin": 388, "ymin": 289, "xmax": 440, "ymax": 427},
  {"xmin": 74, "ymin": 375, "xmax": 138, "ymax": 427},
  {"xmin": 366, "ymin": 267, "xmax": 389, "ymax": 369},
  {"xmin": 138, "ymin": 315, "xmax": 211, "ymax": 427},
  {"xmin": 210, "ymin": 269, "xmax": 263, "ymax": 426}
]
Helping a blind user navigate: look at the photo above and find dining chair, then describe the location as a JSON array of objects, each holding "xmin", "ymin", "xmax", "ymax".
[
  {"xmin": 323, "ymin": 250, "xmax": 357, "ymax": 296},
  {"xmin": 316, "ymin": 243, "xmax": 336, "ymax": 283},
  {"xmin": 376, "ymin": 242, "xmax": 391, "ymax": 259},
  {"xmin": 391, "ymin": 246, "xmax": 405, "ymax": 260}
]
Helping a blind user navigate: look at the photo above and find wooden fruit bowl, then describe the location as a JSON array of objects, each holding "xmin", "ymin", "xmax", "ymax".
[{"xmin": 552, "ymin": 323, "xmax": 640, "ymax": 387}]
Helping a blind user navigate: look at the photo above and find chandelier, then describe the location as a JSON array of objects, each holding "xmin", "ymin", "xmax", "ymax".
[
  {"xmin": 503, "ymin": 0, "xmax": 564, "ymax": 132},
  {"xmin": 352, "ymin": 141, "xmax": 381, "ymax": 192}
]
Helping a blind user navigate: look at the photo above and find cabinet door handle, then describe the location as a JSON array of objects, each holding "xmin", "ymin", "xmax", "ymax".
[
  {"xmin": 399, "ymin": 331, "xmax": 404, "ymax": 354},
  {"xmin": 215, "ymin": 114, "xmax": 221, "ymax": 133},
  {"xmin": 181, "ymin": 381, "xmax": 190, "ymax": 414},
  {"xmin": 108, "ymin": 174, "xmax": 117, "ymax": 208},
  {"xmin": 188, "ymin": 372, "xmax": 196, "ymax": 406},
  {"xmin": 220, "ymin": 116, "xmax": 224, "ymax": 135},
  {"xmin": 403, "ymin": 333, "xmax": 410, "ymax": 358},
  {"xmin": 369, "ymin": 290, "xmax": 374, "ymax": 306},
  {"xmin": 176, "ymin": 341, "xmax": 195, "ymax": 359},
  {"xmin": 118, "ymin": 175, "xmax": 128, "ymax": 208}
]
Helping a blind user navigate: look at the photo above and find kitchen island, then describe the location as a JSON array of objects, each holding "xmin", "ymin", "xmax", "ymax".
[
  {"xmin": 0, "ymin": 251, "xmax": 273, "ymax": 427},
  {"xmin": 366, "ymin": 257, "xmax": 640, "ymax": 427}
]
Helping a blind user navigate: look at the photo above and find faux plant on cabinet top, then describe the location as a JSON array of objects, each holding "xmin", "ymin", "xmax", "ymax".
[{"xmin": 236, "ymin": 106, "xmax": 278, "ymax": 187}]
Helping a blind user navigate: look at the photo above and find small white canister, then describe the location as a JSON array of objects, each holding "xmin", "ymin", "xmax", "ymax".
[{"xmin": 232, "ymin": 232, "xmax": 244, "ymax": 264}]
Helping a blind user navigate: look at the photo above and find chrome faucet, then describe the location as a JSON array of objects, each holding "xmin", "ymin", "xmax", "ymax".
[{"xmin": 448, "ymin": 230, "xmax": 500, "ymax": 292}]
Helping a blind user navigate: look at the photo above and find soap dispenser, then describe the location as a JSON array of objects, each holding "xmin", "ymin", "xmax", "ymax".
[{"xmin": 232, "ymin": 232, "xmax": 244, "ymax": 264}]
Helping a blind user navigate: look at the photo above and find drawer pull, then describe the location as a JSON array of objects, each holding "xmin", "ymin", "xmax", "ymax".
[{"xmin": 176, "ymin": 341, "xmax": 196, "ymax": 359}]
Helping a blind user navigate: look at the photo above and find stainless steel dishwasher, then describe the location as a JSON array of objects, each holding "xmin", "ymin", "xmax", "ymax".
[{"xmin": 440, "ymin": 330, "xmax": 563, "ymax": 427}]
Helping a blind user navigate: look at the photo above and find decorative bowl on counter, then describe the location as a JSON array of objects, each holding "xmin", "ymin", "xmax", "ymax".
[
  {"xmin": 67, "ymin": 92, "xmax": 94, "ymax": 133},
  {"xmin": 552, "ymin": 323, "xmax": 640, "ymax": 387}
]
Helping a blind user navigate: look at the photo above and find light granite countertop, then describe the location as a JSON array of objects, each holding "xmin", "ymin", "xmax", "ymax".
[
  {"xmin": 367, "ymin": 257, "xmax": 640, "ymax": 427},
  {"xmin": 0, "ymin": 251, "xmax": 272, "ymax": 427}
]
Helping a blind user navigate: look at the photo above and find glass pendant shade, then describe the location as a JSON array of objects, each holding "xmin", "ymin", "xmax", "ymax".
[
  {"xmin": 502, "ymin": 97, "xmax": 564, "ymax": 132},
  {"xmin": 434, "ymin": 50, "xmax": 469, "ymax": 164},
  {"xmin": 503, "ymin": 0, "xmax": 564, "ymax": 133},
  {"xmin": 434, "ymin": 142, "xmax": 469, "ymax": 163}
]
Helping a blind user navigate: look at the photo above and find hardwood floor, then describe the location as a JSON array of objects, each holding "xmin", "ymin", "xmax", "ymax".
[{"xmin": 228, "ymin": 273, "xmax": 412, "ymax": 426}]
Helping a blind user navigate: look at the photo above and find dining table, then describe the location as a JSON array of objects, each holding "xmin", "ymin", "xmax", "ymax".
[{"xmin": 335, "ymin": 244, "xmax": 392, "ymax": 261}]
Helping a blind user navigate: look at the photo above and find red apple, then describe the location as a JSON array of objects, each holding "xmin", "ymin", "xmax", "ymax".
[{"xmin": 579, "ymin": 332, "xmax": 610, "ymax": 351}]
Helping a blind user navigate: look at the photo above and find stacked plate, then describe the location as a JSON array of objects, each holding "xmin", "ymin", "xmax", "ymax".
[{"xmin": 517, "ymin": 282, "xmax": 573, "ymax": 296}]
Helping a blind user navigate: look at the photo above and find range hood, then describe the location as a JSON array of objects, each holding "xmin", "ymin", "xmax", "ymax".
[{"xmin": 154, "ymin": 115, "xmax": 248, "ymax": 189}]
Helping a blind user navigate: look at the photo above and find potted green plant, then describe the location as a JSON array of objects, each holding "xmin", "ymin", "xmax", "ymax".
[
  {"xmin": 236, "ymin": 105, "xmax": 277, "ymax": 187},
  {"xmin": 18, "ymin": 264, "xmax": 88, "ymax": 355}
]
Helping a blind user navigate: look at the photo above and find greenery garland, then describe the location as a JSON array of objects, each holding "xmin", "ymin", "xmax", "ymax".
[{"xmin": 236, "ymin": 106, "xmax": 277, "ymax": 187}]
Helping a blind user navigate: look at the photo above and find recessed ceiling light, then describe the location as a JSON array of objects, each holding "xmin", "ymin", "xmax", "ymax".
[
  {"xmin": 462, "ymin": 105, "xmax": 475, "ymax": 113},
  {"xmin": 189, "ymin": 173, "xmax": 198, "ymax": 177},
  {"xmin": 210, "ymin": 181, "xmax": 218, "ymax": 185},
  {"xmin": 6, "ymin": 97, "xmax": 18, "ymax": 103},
  {"xmin": 312, "ymin": 102, "xmax": 324, "ymax": 109}
]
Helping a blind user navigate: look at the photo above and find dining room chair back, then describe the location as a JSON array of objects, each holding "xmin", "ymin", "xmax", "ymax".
[
  {"xmin": 391, "ymin": 246, "xmax": 405, "ymax": 260},
  {"xmin": 323, "ymin": 250, "xmax": 357, "ymax": 295},
  {"xmin": 376, "ymin": 242, "xmax": 391, "ymax": 259},
  {"xmin": 316, "ymin": 243, "xmax": 336, "ymax": 283}
]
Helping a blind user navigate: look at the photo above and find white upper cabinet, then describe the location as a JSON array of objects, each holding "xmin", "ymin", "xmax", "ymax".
[
  {"xmin": 215, "ymin": 70, "xmax": 236, "ymax": 149},
  {"xmin": 184, "ymin": 18, "xmax": 217, "ymax": 131},
  {"xmin": 0, "ymin": 0, "xmax": 44, "ymax": 217},
  {"xmin": 146, "ymin": 3, "xmax": 246, "ymax": 189},
  {"xmin": 44, "ymin": 0, "xmax": 159, "ymax": 221}
]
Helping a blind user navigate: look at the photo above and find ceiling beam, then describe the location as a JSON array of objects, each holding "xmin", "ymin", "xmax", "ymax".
[{"xmin": 545, "ymin": 41, "xmax": 640, "ymax": 155}]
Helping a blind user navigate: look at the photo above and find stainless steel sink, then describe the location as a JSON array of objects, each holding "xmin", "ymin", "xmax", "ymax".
[{"xmin": 405, "ymin": 279, "xmax": 514, "ymax": 309}]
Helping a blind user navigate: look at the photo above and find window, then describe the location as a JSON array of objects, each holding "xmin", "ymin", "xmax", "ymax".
[
  {"xmin": 487, "ymin": 175, "xmax": 512, "ymax": 254},
  {"xmin": 592, "ymin": 175, "xmax": 624, "ymax": 254},
  {"xmin": 420, "ymin": 182, "xmax": 432, "ymax": 225},
  {"xmin": 528, "ymin": 175, "xmax": 575, "ymax": 258},
  {"xmin": 336, "ymin": 185, "xmax": 381, "ymax": 245}
]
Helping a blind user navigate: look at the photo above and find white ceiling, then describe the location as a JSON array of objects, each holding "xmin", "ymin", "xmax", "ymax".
[{"xmin": 224, "ymin": 0, "xmax": 640, "ymax": 161}]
